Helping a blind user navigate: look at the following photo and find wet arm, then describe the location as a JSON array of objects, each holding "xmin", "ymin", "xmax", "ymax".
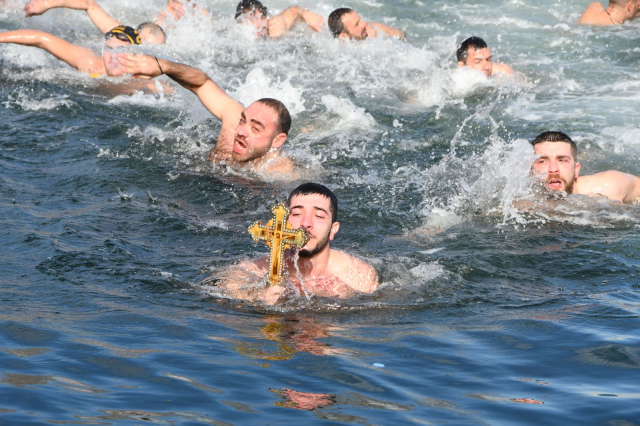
[
  {"xmin": 156, "ymin": 58, "xmax": 244, "ymax": 126},
  {"xmin": 0, "ymin": 30, "xmax": 103, "ymax": 73},
  {"xmin": 24, "ymin": 0, "xmax": 120, "ymax": 34},
  {"xmin": 369, "ymin": 22, "xmax": 405, "ymax": 40},
  {"xmin": 268, "ymin": 7, "xmax": 324, "ymax": 37}
]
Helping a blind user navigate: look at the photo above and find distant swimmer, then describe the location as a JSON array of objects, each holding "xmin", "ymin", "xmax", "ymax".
[
  {"xmin": 24, "ymin": 0, "xmax": 166, "ymax": 44},
  {"xmin": 327, "ymin": 7, "xmax": 404, "ymax": 40},
  {"xmin": 119, "ymin": 53, "xmax": 295, "ymax": 175},
  {"xmin": 235, "ymin": 0, "xmax": 325, "ymax": 38},
  {"xmin": 577, "ymin": 0, "xmax": 639, "ymax": 25},
  {"xmin": 0, "ymin": 26, "xmax": 149, "ymax": 78},
  {"xmin": 531, "ymin": 131, "xmax": 640, "ymax": 203},
  {"xmin": 457, "ymin": 36, "xmax": 513, "ymax": 77},
  {"xmin": 218, "ymin": 183, "xmax": 379, "ymax": 305}
]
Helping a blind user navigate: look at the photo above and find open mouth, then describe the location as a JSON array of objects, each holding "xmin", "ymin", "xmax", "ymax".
[
  {"xmin": 233, "ymin": 137, "xmax": 247, "ymax": 153},
  {"xmin": 547, "ymin": 178, "xmax": 564, "ymax": 190}
]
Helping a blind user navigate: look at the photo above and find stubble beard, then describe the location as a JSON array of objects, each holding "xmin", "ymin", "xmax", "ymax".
[
  {"xmin": 298, "ymin": 232, "xmax": 330, "ymax": 258},
  {"xmin": 546, "ymin": 173, "xmax": 575, "ymax": 194}
]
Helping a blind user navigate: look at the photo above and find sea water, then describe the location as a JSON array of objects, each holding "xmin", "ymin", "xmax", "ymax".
[{"xmin": 1, "ymin": 0, "xmax": 639, "ymax": 424}]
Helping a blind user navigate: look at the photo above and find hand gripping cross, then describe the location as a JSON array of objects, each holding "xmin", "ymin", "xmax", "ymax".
[{"xmin": 248, "ymin": 203, "xmax": 309, "ymax": 286}]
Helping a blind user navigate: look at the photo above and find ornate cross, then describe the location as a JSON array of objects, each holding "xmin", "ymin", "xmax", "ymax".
[{"xmin": 248, "ymin": 203, "xmax": 309, "ymax": 286}]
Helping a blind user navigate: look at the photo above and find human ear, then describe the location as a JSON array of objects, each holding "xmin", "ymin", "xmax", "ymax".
[
  {"xmin": 575, "ymin": 162, "xmax": 581, "ymax": 178},
  {"xmin": 270, "ymin": 133, "xmax": 287, "ymax": 149},
  {"xmin": 457, "ymin": 61, "xmax": 465, "ymax": 68},
  {"xmin": 329, "ymin": 222, "xmax": 340, "ymax": 241}
]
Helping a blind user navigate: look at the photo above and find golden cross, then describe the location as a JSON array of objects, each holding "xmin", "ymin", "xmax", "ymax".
[{"xmin": 248, "ymin": 203, "xmax": 309, "ymax": 286}]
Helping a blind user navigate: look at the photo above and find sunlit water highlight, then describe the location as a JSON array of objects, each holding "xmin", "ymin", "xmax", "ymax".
[{"xmin": 1, "ymin": 0, "xmax": 640, "ymax": 424}]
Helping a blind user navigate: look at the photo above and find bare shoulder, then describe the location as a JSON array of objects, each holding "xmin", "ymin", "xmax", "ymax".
[
  {"xmin": 577, "ymin": 171, "xmax": 640, "ymax": 203},
  {"xmin": 577, "ymin": 2, "xmax": 607, "ymax": 24},
  {"xmin": 329, "ymin": 250, "xmax": 379, "ymax": 293},
  {"xmin": 261, "ymin": 156, "xmax": 298, "ymax": 180},
  {"xmin": 492, "ymin": 62, "xmax": 514, "ymax": 76}
]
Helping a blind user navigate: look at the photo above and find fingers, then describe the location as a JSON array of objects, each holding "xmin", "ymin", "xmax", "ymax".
[
  {"xmin": 23, "ymin": 0, "xmax": 44, "ymax": 17},
  {"xmin": 119, "ymin": 53, "xmax": 162, "ymax": 78}
]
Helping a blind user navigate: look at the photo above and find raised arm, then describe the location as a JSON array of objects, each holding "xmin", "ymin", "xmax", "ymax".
[
  {"xmin": 268, "ymin": 6, "xmax": 325, "ymax": 38},
  {"xmin": 24, "ymin": 0, "xmax": 120, "ymax": 34},
  {"xmin": 368, "ymin": 22, "xmax": 404, "ymax": 40},
  {"xmin": 0, "ymin": 29, "xmax": 104, "ymax": 74},
  {"xmin": 119, "ymin": 54, "xmax": 244, "ymax": 156}
]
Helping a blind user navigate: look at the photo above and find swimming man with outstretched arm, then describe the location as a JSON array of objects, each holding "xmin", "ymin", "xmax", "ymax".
[
  {"xmin": 327, "ymin": 7, "xmax": 404, "ymax": 40},
  {"xmin": 235, "ymin": 0, "xmax": 325, "ymax": 38},
  {"xmin": 119, "ymin": 53, "xmax": 295, "ymax": 176},
  {"xmin": 24, "ymin": 0, "xmax": 166, "ymax": 44}
]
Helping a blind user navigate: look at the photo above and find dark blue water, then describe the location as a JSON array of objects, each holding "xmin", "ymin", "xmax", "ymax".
[{"xmin": 2, "ymin": 0, "xmax": 640, "ymax": 424}]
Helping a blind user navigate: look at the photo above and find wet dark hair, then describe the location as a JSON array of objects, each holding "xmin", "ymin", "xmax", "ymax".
[
  {"xmin": 235, "ymin": 0, "xmax": 268, "ymax": 19},
  {"xmin": 328, "ymin": 8, "xmax": 354, "ymax": 38},
  {"xmin": 456, "ymin": 36, "xmax": 488, "ymax": 63},
  {"xmin": 530, "ymin": 131, "xmax": 578, "ymax": 160},
  {"xmin": 256, "ymin": 98, "xmax": 291, "ymax": 136},
  {"xmin": 136, "ymin": 22, "xmax": 166, "ymax": 44},
  {"xmin": 288, "ymin": 183, "xmax": 338, "ymax": 223}
]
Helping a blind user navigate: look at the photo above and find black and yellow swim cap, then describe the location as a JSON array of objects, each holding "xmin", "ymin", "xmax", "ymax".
[{"xmin": 105, "ymin": 26, "xmax": 142, "ymax": 45}]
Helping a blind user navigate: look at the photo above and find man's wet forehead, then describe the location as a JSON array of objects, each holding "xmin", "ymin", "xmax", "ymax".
[{"xmin": 533, "ymin": 141, "xmax": 574, "ymax": 156}]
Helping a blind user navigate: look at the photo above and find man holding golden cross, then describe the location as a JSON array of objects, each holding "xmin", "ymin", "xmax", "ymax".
[
  {"xmin": 221, "ymin": 183, "xmax": 379, "ymax": 305},
  {"xmin": 248, "ymin": 203, "xmax": 309, "ymax": 286}
]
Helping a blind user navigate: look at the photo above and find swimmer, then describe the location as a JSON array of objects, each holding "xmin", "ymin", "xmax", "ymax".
[
  {"xmin": 327, "ymin": 7, "xmax": 404, "ymax": 40},
  {"xmin": 118, "ymin": 54, "xmax": 294, "ymax": 174},
  {"xmin": 531, "ymin": 131, "xmax": 640, "ymax": 203},
  {"xmin": 457, "ymin": 36, "xmax": 513, "ymax": 77},
  {"xmin": 577, "ymin": 0, "xmax": 639, "ymax": 25},
  {"xmin": 24, "ymin": 0, "xmax": 166, "ymax": 44},
  {"xmin": 219, "ymin": 183, "xmax": 379, "ymax": 305},
  {"xmin": 0, "ymin": 26, "xmax": 148, "ymax": 78},
  {"xmin": 154, "ymin": 0, "xmax": 211, "ymax": 28},
  {"xmin": 235, "ymin": 0, "xmax": 325, "ymax": 38}
]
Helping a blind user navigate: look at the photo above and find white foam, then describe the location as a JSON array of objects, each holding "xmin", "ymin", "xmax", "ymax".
[
  {"xmin": 230, "ymin": 68, "xmax": 306, "ymax": 116},
  {"xmin": 3, "ymin": 90, "xmax": 74, "ymax": 111},
  {"xmin": 320, "ymin": 95, "xmax": 376, "ymax": 131}
]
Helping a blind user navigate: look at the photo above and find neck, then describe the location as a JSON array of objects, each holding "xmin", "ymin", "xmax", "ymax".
[
  {"xmin": 290, "ymin": 246, "xmax": 332, "ymax": 278},
  {"xmin": 606, "ymin": 6, "xmax": 624, "ymax": 24}
]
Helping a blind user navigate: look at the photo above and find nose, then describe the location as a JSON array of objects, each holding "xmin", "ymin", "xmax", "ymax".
[
  {"xmin": 548, "ymin": 159, "xmax": 559, "ymax": 173},
  {"xmin": 300, "ymin": 212, "xmax": 313, "ymax": 230},
  {"xmin": 236, "ymin": 121, "xmax": 248, "ymax": 137}
]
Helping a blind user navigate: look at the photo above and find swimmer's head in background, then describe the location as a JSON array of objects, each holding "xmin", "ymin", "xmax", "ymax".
[
  {"xmin": 456, "ymin": 36, "xmax": 487, "ymax": 63},
  {"xmin": 137, "ymin": 22, "xmax": 166, "ymax": 45},
  {"xmin": 235, "ymin": 0, "xmax": 267, "ymax": 19},
  {"xmin": 105, "ymin": 26, "xmax": 142, "ymax": 45},
  {"xmin": 328, "ymin": 8, "xmax": 354, "ymax": 38},
  {"xmin": 235, "ymin": 0, "xmax": 269, "ymax": 36}
]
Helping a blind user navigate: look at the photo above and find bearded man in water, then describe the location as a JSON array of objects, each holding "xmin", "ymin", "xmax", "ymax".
[
  {"xmin": 217, "ymin": 183, "xmax": 379, "ymax": 305},
  {"xmin": 530, "ymin": 131, "xmax": 640, "ymax": 203}
]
